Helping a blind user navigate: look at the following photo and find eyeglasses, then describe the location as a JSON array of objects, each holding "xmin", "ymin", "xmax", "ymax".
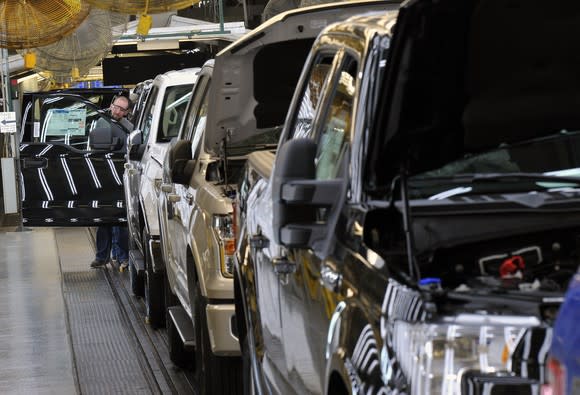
[{"xmin": 111, "ymin": 103, "xmax": 129, "ymax": 112}]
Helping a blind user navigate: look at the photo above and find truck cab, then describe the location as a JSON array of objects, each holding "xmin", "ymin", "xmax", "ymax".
[{"xmin": 123, "ymin": 68, "xmax": 198, "ymax": 328}]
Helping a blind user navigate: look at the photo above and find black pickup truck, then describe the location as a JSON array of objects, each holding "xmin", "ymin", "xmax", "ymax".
[{"xmin": 234, "ymin": 0, "xmax": 580, "ymax": 393}]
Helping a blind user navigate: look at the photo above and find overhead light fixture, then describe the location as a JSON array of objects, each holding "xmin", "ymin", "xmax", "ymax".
[{"xmin": 136, "ymin": 39, "xmax": 180, "ymax": 51}]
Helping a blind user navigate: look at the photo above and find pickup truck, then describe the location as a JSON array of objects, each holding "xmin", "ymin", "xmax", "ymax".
[
  {"xmin": 123, "ymin": 68, "xmax": 198, "ymax": 328},
  {"xmin": 156, "ymin": 1, "xmax": 396, "ymax": 393},
  {"xmin": 234, "ymin": 0, "xmax": 580, "ymax": 393}
]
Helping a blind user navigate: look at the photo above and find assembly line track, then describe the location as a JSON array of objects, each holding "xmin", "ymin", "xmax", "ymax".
[{"xmin": 88, "ymin": 228, "xmax": 197, "ymax": 395}]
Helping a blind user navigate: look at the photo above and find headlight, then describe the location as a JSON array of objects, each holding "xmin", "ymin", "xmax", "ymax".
[
  {"xmin": 392, "ymin": 314, "xmax": 540, "ymax": 394},
  {"xmin": 212, "ymin": 214, "xmax": 235, "ymax": 277}
]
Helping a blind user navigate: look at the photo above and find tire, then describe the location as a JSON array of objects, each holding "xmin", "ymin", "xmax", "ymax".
[
  {"xmin": 193, "ymin": 279, "xmax": 243, "ymax": 394},
  {"xmin": 164, "ymin": 269, "xmax": 179, "ymax": 309},
  {"xmin": 143, "ymin": 229, "xmax": 166, "ymax": 329},
  {"xmin": 129, "ymin": 255, "xmax": 144, "ymax": 297}
]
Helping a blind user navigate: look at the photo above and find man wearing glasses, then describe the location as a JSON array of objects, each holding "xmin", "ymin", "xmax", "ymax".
[
  {"xmin": 91, "ymin": 95, "xmax": 133, "ymax": 269},
  {"xmin": 109, "ymin": 95, "xmax": 133, "ymax": 148}
]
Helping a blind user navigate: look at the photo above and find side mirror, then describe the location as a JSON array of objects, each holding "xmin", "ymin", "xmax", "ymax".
[
  {"xmin": 272, "ymin": 138, "xmax": 344, "ymax": 249},
  {"xmin": 89, "ymin": 126, "xmax": 119, "ymax": 151},
  {"xmin": 127, "ymin": 129, "xmax": 144, "ymax": 160},
  {"xmin": 166, "ymin": 139, "xmax": 195, "ymax": 185}
]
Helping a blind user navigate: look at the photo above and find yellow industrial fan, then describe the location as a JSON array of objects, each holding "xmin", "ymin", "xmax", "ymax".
[
  {"xmin": 0, "ymin": 0, "xmax": 91, "ymax": 49},
  {"xmin": 82, "ymin": 0, "xmax": 200, "ymax": 35},
  {"xmin": 18, "ymin": 9, "xmax": 129, "ymax": 83}
]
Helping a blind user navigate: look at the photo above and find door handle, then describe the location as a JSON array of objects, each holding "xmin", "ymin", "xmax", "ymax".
[
  {"xmin": 168, "ymin": 193, "xmax": 181, "ymax": 203},
  {"xmin": 21, "ymin": 157, "xmax": 48, "ymax": 169},
  {"xmin": 250, "ymin": 234, "xmax": 269, "ymax": 250},
  {"xmin": 123, "ymin": 162, "xmax": 137, "ymax": 176},
  {"xmin": 185, "ymin": 192, "xmax": 193, "ymax": 205},
  {"xmin": 272, "ymin": 257, "xmax": 296, "ymax": 275},
  {"xmin": 320, "ymin": 265, "xmax": 342, "ymax": 293}
]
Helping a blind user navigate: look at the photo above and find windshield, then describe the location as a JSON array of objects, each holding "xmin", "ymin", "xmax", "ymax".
[
  {"xmin": 409, "ymin": 130, "xmax": 580, "ymax": 199},
  {"xmin": 224, "ymin": 126, "xmax": 282, "ymax": 156}
]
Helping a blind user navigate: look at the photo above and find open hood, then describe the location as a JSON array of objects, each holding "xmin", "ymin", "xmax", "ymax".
[
  {"xmin": 366, "ymin": 0, "xmax": 580, "ymax": 194},
  {"xmin": 205, "ymin": 0, "xmax": 399, "ymax": 154}
]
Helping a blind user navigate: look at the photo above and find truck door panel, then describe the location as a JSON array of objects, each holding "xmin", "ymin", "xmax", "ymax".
[{"xmin": 20, "ymin": 94, "xmax": 127, "ymax": 226}]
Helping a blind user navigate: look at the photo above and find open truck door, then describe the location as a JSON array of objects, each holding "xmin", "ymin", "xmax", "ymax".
[{"xmin": 20, "ymin": 93, "xmax": 129, "ymax": 226}]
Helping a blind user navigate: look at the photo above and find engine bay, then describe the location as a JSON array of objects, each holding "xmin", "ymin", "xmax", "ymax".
[
  {"xmin": 365, "ymin": 206, "xmax": 579, "ymax": 303},
  {"xmin": 422, "ymin": 227, "xmax": 579, "ymax": 294}
]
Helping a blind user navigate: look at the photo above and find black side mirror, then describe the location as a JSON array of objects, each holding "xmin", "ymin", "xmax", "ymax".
[
  {"xmin": 127, "ymin": 130, "xmax": 144, "ymax": 160},
  {"xmin": 167, "ymin": 139, "xmax": 195, "ymax": 185},
  {"xmin": 89, "ymin": 127, "xmax": 118, "ymax": 151},
  {"xmin": 272, "ymin": 138, "xmax": 344, "ymax": 249}
]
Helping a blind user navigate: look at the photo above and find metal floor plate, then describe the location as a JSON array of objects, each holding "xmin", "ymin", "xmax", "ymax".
[{"xmin": 57, "ymin": 228, "xmax": 156, "ymax": 394}]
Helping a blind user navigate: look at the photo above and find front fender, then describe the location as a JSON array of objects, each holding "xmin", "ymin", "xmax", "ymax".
[
  {"xmin": 139, "ymin": 179, "xmax": 160, "ymax": 237},
  {"xmin": 187, "ymin": 204, "xmax": 233, "ymax": 301},
  {"xmin": 325, "ymin": 301, "xmax": 384, "ymax": 395},
  {"xmin": 124, "ymin": 168, "xmax": 142, "ymax": 244}
]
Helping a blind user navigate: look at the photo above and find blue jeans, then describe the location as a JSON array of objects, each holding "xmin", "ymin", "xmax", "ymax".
[
  {"xmin": 112, "ymin": 226, "xmax": 129, "ymax": 261},
  {"xmin": 96, "ymin": 226, "xmax": 128, "ymax": 262}
]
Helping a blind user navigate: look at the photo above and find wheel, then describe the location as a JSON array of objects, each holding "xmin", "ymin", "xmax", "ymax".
[
  {"xmin": 145, "ymin": 268, "xmax": 165, "ymax": 328},
  {"xmin": 128, "ymin": 232, "xmax": 144, "ymax": 297},
  {"xmin": 143, "ymin": 229, "xmax": 166, "ymax": 329},
  {"xmin": 193, "ymin": 279, "xmax": 243, "ymax": 394},
  {"xmin": 164, "ymin": 268, "xmax": 179, "ymax": 309},
  {"xmin": 129, "ymin": 254, "xmax": 144, "ymax": 297}
]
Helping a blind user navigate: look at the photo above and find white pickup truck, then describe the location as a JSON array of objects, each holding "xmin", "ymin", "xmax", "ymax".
[{"xmin": 123, "ymin": 68, "xmax": 198, "ymax": 328}]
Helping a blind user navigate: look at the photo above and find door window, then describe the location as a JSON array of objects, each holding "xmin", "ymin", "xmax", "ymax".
[
  {"xmin": 157, "ymin": 84, "xmax": 194, "ymax": 142},
  {"xmin": 181, "ymin": 76, "xmax": 211, "ymax": 159},
  {"xmin": 190, "ymin": 83, "xmax": 210, "ymax": 160},
  {"xmin": 39, "ymin": 96, "xmax": 114, "ymax": 150},
  {"xmin": 288, "ymin": 54, "xmax": 336, "ymax": 140},
  {"xmin": 140, "ymin": 86, "xmax": 158, "ymax": 143},
  {"xmin": 315, "ymin": 56, "xmax": 357, "ymax": 180}
]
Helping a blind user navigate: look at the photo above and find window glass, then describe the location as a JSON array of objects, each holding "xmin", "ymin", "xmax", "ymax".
[
  {"xmin": 129, "ymin": 81, "xmax": 152, "ymax": 125},
  {"xmin": 39, "ymin": 96, "xmax": 112, "ymax": 149},
  {"xmin": 157, "ymin": 84, "xmax": 194, "ymax": 142},
  {"xmin": 289, "ymin": 54, "xmax": 335, "ymax": 139},
  {"xmin": 140, "ymin": 86, "xmax": 158, "ymax": 143},
  {"xmin": 190, "ymin": 83, "xmax": 210, "ymax": 159},
  {"xmin": 181, "ymin": 76, "xmax": 208, "ymax": 141},
  {"xmin": 315, "ymin": 57, "xmax": 357, "ymax": 180}
]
